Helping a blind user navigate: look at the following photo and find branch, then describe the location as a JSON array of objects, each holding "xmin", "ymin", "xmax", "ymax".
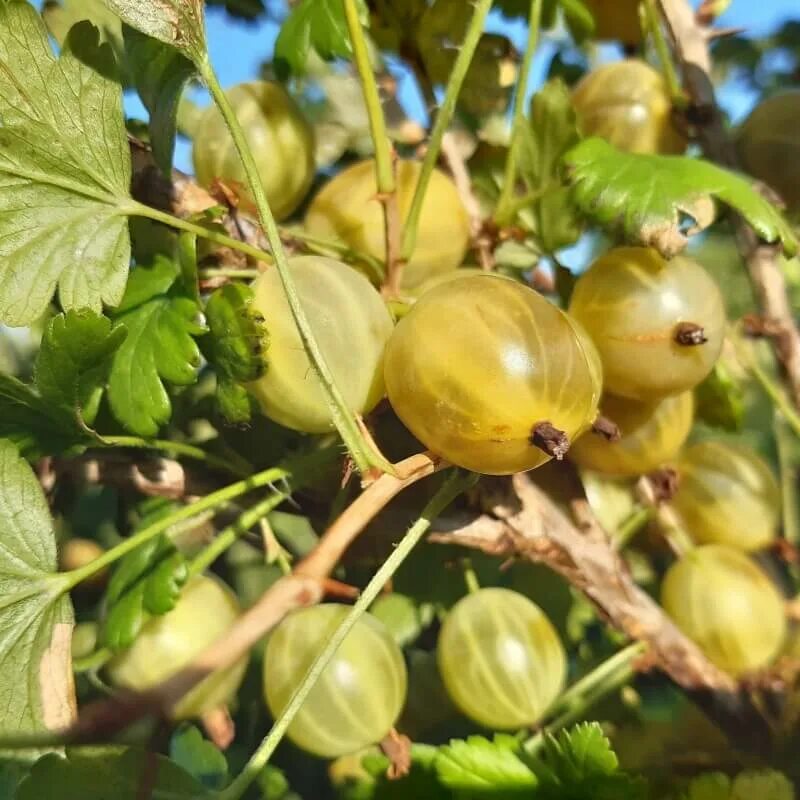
[
  {"xmin": 657, "ymin": 0, "xmax": 800, "ymax": 411},
  {"xmin": 429, "ymin": 472, "xmax": 775, "ymax": 752},
  {"xmin": 61, "ymin": 453, "xmax": 443, "ymax": 742}
]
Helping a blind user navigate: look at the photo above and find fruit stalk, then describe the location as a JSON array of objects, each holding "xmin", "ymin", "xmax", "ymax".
[
  {"xmin": 643, "ymin": 0, "xmax": 684, "ymax": 106},
  {"xmin": 197, "ymin": 59, "xmax": 394, "ymax": 476},
  {"xmin": 401, "ymin": 0, "xmax": 493, "ymax": 264},
  {"xmin": 494, "ymin": 0, "xmax": 544, "ymax": 226},
  {"xmin": 341, "ymin": 0, "xmax": 403, "ymax": 291},
  {"xmin": 219, "ymin": 468, "xmax": 478, "ymax": 800}
]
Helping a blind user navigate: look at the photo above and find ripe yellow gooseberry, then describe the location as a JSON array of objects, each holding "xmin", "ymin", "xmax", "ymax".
[
  {"xmin": 572, "ymin": 60, "xmax": 686, "ymax": 155},
  {"xmin": 106, "ymin": 575, "xmax": 247, "ymax": 719},
  {"xmin": 736, "ymin": 91, "xmax": 800, "ymax": 212},
  {"xmin": 585, "ymin": 0, "xmax": 643, "ymax": 44},
  {"xmin": 384, "ymin": 274, "xmax": 602, "ymax": 474},
  {"xmin": 672, "ymin": 441, "xmax": 780, "ymax": 552},
  {"xmin": 248, "ymin": 256, "xmax": 394, "ymax": 433},
  {"xmin": 192, "ymin": 81, "xmax": 315, "ymax": 220},
  {"xmin": 661, "ymin": 545, "xmax": 787, "ymax": 676},
  {"xmin": 304, "ymin": 159, "xmax": 470, "ymax": 289},
  {"xmin": 568, "ymin": 247, "xmax": 726, "ymax": 401},
  {"xmin": 570, "ymin": 391, "xmax": 694, "ymax": 477}
]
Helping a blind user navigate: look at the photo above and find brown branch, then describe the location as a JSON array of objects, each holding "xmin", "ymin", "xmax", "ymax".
[
  {"xmin": 657, "ymin": 0, "xmax": 800, "ymax": 411},
  {"xmin": 429, "ymin": 472, "xmax": 775, "ymax": 752},
  {"xmin": 64, "ymin": 453, "xmax": 443, "ymax": 742}
]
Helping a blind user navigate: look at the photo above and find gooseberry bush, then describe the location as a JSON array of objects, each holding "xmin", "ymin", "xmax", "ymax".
[{"xmin": 3, "ymin": 0, "xmax": 800, "ymax": 798}]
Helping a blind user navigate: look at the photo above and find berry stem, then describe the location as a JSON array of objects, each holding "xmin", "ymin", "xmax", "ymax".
[
  {"xmin": 218, "ymin": 469, "xmax": 479, "ymax": 800},
  {"xmin": 494, "ymin": 0, "xmax": 544, "ymax": 226},
  {"xmin": 523, "ymin": 641, "xmax": 646, "ymax": 754},
  {"xmin": 643, "ymin": 0, "xmax": 685, "ymax": 107},
  {"xmin": 401, "ymin": 0, "xmax": 493, "ymax": 263},
  {"xmin": 462, "ymin": 559, "xmax": 481, "ymax": 594},
  {"xmin": 196, "ymin": 60, "xmax": 395, "ymax": 477}
]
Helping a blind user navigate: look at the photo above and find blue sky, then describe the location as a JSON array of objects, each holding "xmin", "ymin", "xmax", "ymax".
[{"xmin": 148, "ymin": 0, "xmax": 798, "ymax": 173}]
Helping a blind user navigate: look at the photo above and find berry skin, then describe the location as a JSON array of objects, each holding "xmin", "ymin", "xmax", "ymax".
[
  {"xmin": 672, "ymin": 440, "xmax": 780, "ymax": 552},
  {"xmin": 570, "ymin": 391, "xmax": 694, "ymax": 477},
  {"xmin": 304, "ymin": 158, "xmax": 470, "ymax": 289},
  {"xmin": 106, "ymin": 575, "xmax": 247, "ymax": 720},
  {"xmin": 248, "ymin": 255, "xmax": 394, "ymax": 433},
  {"xmin": 661, "ymin": 545, "xmax": 787, "ymax": 676},
  {"xmin": 192, "ymin": 80, "xmax": 315, "ymax": 220},
  {"xmin": 572, "ymin": 60, "xmax": 686, "ymax": 155},
  {"xmin": 263, "ymin": 604, "xmax": 407, "ymax": 758},
  {"xmin": 568, "ymin": 247, "xmax": 726, "ymax": 401},
  {"xmin": 437, "ymin": 588, "xmax": 566, "ymax": 729},
  {"xmin": 384, "ymin": 274, "xmax": 602, "ymax": 474}
]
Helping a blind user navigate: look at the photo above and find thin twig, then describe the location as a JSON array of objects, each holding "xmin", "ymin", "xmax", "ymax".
[{"xmin": 657, "ymin": 0, "xmax": 800, "ymax": 411}]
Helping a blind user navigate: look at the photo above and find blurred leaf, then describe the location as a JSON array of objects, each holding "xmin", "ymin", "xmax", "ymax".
[
  {"xmin": 684, "ymin": 769, "xmax": 794, "ymax": 800},
  {"xmin": 0, "ymin": 440, "xmax": 75, "ymax": 756},
  {"xmin": 257, "ymin": 764, "xmax": 291, "ymax": 799},
  {"xmin": 101, "ymin": 534, "xmax": 188, "ymax": 651},
  {"xmin": 170, "ymin": 725, "xmax": 228, "ymax": 791},
  {"xmin": 694, "ymin": 361, "xmax": 745, "ymax": 432},
  {"xmin": 42, "ymin": 0, "xmax": 126, "ymax": 70},
  {"xmin": 16, "ymin": 748, "xmax": 211, "ymax": 800},
  {"xmin": 352, "ymin": 744, "xmax": 449, "ymax": 799},
  {"xmin": 0, "ymin": 6, "xmax": 131, "ymax": 325},
  {"xmin": 561, "ymin": 0, "xmax": 595, "ymax": 43},
  {"xmin": 200, "ymin": 281, "xmax": 268, "ymax": 424},
  {"xmin": 206, "ymin": 0, "xmax": 266, "ymax": 21},
  {"xmin": 369, "ymin": 593, "xmax": 430, "ymax": 648},
  {"xmin": 563, "ymin": 138, "xmax": 798, "ymax": 258},
  {"xmin": 435, "ymin": 735, "xmax": 538, "ymax": 794},
  {"xmin": 274, "ymin": 0, "xmax": 366, "ymax": 79},
  {"xmin": 105, "ymin": 0, "xmax": 206, "ymax": 63},
  {"xmin": 268, "ymin": 511, "xmax": 319, "ymax": 558},
  {"xmin": 107, "ymin": 256, "xmax": 206, "ymax": 436},
  {"xmin": 124, "ymin": 26, "xmax": 195, "ymax": 175}
]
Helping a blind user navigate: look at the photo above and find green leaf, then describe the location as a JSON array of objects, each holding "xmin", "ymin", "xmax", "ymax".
[
  {"xmin": 0, "ymin": 4, "xmax": 132, "ymax": 325},
  {"xmin": 101, "ymin": 534, "xmax": 187, "ymax": 650},
  {"xmin": 123, "ymin": 26, "xmax": 196, "ymax": 175},
  {"xmin": 684, "ymin": 770, "xmax": 795, "ymax": 800},
  {"xmin": 169, "ymin": 725, "xmax": 228, "ymax": 791},
  {"xmin": 0, "ymin": 440, "xmax": 75, "ymax": 754},
  {"xmin": 42, "ymin": 0, "xmax": 126, "ymax": 70},
  {"xmin": 105, "ymin": 0, "xmax": 206, "ymax": 63},
  {"xmin": 369, "ymin": 593, "xmax": 428, "ymax": 648},
  {"xmin": 16, "ymin": 748, "xmax": 212, "ymax": 800},
  {"xmin": 256, "ymin": 764, "xmax": 291, "ymax": 799},
  {"xmin": 35, "ymin": 310, "xmax": 127, "ymax": 430},
  {"xmin": 435, "ymin": 735, "xmax": 538, "ymax": 794},
  {"xmin": 107, "ymin": 257, "xmax": 206, "ymax": 436},
  {"xmin": 694, "ymin": 361, "xmax": 745, "ymax": 432},
  {"xmin": 274, "ymin": 0, "xmax": 366, "ymax": 79},
  {"xmin": 563, "ymin": 138, "xmax": 799, "ymax": 258},
  {"xmin": 519, "ymin": 79, "xmax": 583, "ymax": 251},
  {"xmin": 200, "ymin": 281, "xmax": 268, "ymax": 424}
]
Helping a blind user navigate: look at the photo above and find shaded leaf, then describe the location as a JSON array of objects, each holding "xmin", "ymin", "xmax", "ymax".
[
  {"xmin": 42, "ymin": 0, "xmax": 126, "ymax": 70},
  {"xmin": 169, "ymin": 724, "xmax": 228, "ymax": 791},
  {"xmin": 694, "ymin": 361, "xmax": 745, "ymax": 432},
  {"xmin": 563, "ymin": 138, "xmax": 798, "ymax": 257},
  {"xmin": 0, "ymin": 440, "xmax": 75, "ymax": 755},
  {"xmin": 0, "ymin": 4, "xmax": 132, "ymax": 325},
  {"xmin": 105, "ymin": 0, "xmax": 206, "ymax": 63},
  {"xmin": 107, "ymin": 257, "xmax": 206, "ymax": 436},
  {"xmin": 124, "ymin": 26, "xmax": 196, "ymax": 175},
  {"xmin": 16, "ymin": 748, "xmax": 211, "ymax": 800}
]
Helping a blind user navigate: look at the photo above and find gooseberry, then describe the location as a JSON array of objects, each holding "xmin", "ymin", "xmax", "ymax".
[
  {"xmin": 248, "ymin": 255, "xmax": 394, "ymax": 433},
  {"xmin": 304, "ymin": 159, "xmax": 470, "ymax": 289},
  {"xmin": 661, "ymin": 545, "xmax": 787, "ymax": 676},
  {"xmin": 672, "ymin": 441, "xmax": 780, "ymax": 552},
  {"xmin": 570, "ymin": 391, "xmax": 694, "ymax": 476},
  {"xmin": 736, "ymin": 90, "xmax": 800, "ymax": 212},
  {"xmin": 572, "ymin": 60, "xmax": 686, "ymax": 155},
  {"xmin": 384, "ymin": 274, "xmax": 602, "ymax": 474},
  {"xmin": 106, "ymin": 575, "xmax": 248, "ymax": 719},
  {"xmin": 263, "ymin": 604, "xmax": 407, "ymax": 758},
  {"xmin": 437, "ymin": 588, "xmax": 566, "ymax": 729},
  {"xmin": 192, "ymin": 80, "xmax": 315, "ymax": 220},
  {"xmin": 569, "ymin": 247, "xmax": 726, "ymax": 400}
]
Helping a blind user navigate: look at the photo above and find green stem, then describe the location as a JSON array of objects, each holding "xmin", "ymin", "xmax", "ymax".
[
  {"xmin": 523, "ymin": 642, "xmax": 646, "ymax": 754},
  {"xmin": 73, "ymin": 647, "xmax": 113, "ymax": 673},
  {"xmin": 343, "ymin": 0, "xmax": 394, "ymax": 195},
  {"xmin": 192, "ymin": 64, "xmax": 392, "ymax": 475},
  {"xmin": 494, "ymin": 0, "xmax": 543, "ymax": 225},
  {"xmin": 645, "ymin": 0, "xmax": 685, "ymax": 106},
  {"xmin": 776, "ymin": 412, "xmax": 800, "ymax": 547},
  {"xmin": 401, "ymin": 0, "xmax": 493, "ymax": 262},
  {"xmin": 100, "ymin": 435, "xmax": 249, "ymax": 477},
  {"xmin": 199, "ymin": 268, "xmax": 260, "ymax": 280},
  {"xmin": 462, "ymin": 559, "xmax": 481, "ymax": 594},
  {"xmin": 614, "ymin": 506, "xmax": 652, "ymax": 548},
  {"xmin": 218, "ymin": 469, "xmax": 478, "ymax": 800},
  {"xmin": 287, "ymin": 230, "xmax": 385, "ymax": 282},
  {"xmin": 188, "ymin": 491, "xmax": 290, "ymax": 576}
]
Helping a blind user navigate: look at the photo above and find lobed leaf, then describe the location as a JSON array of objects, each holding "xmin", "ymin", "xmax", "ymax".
[
  {"xmin": 169, "ymin": 725, "xmax": 228, "ymax": 791},
  {"xmin": 0, "ymin": 440, "xmax": 75, "ymax": 756},
  {"xmin": 563, "ymin": 138, "xmax": 799, "ymax": 258},
  {"xmin": 0, "ymin": 3, "xmax": 132, "ymax": 325}
]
